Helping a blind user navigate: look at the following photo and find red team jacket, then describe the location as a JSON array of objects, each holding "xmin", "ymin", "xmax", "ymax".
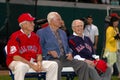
[{"xmin": 6, "ymin": 30, "xmax": 42, "ymax": 66}]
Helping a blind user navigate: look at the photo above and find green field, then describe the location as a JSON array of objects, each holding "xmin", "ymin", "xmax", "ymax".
[
  {"xmin": 0, "ymin": 75, "xmax": 119, "ymax": 80},
  {"xmin": 0, "ymin": 75, "xmax": 73, "ymax": 80}
]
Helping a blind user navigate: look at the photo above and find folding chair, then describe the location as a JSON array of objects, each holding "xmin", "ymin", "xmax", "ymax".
[{"xmin": 62, "ymin": 67, "xmax": 76, "ymax": 80}]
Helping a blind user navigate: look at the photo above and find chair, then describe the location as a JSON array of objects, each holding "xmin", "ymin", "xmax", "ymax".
[
  {"xmin": 4, "ymin": 46, "xmax": 76, "ymax": 80},
  {"xmin": 62, "ymin": 67, "xmax": 76, "ymax": 80}
]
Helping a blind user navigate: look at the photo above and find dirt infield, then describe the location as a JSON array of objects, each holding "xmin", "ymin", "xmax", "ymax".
[{"xmin": 0, "ymin": 70, "xmax": 9, "ymax": 75}]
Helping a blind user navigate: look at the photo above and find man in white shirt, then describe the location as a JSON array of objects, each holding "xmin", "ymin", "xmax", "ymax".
[{"xmin": 84, "ymin": 16, "xmax": 99, "ymax": 51}]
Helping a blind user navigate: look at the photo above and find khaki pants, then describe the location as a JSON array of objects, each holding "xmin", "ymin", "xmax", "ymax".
[{"xmin": 9, "ymin": 60, "xmax": 58, "ymax": 80}]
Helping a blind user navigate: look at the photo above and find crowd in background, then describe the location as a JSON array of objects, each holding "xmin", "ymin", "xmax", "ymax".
[{"xmin": 50, "ymin": 0, "xmax": 120, "ymax": 5}]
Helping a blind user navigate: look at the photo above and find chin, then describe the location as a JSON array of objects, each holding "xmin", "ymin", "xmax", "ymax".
[{"xmin": 30, "ymin": 29, "xmax": 34, "ymax": 32}]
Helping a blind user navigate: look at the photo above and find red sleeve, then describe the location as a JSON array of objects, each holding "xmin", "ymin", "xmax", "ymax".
[{"xmin": 7, "ymin": 34, "xmax": 20, "ymax": 58}]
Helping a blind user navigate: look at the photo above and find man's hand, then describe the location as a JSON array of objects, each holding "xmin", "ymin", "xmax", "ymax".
[
  {"xmin": 29, "ymin": 63, "xmax": 41, "ymax": 72},
  {"xmin": 37, "ymin": 62, "xmax": 45, "ymax": 71},
  {"xmin": 85, "ymin": 59, "xmax": 95, "ymax": 67},
  {"xmin": 29, "ymin": 62, "xmax": 44, "ymax": 72},
  {"xmin": 48, "ymin": 51, "xmax": 58, "ymax": 58},
  {"xmin": 66, "ymin": 53, "xmax": 73, "ymax": 61}
]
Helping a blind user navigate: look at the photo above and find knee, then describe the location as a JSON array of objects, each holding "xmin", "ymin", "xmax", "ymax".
[
  {"xmin": 51, "ymin": 61, "xmax": 58, "ymax": 69},
  {"xmin": 81, "ymin": 61, "xmax": 88, "ymax": 67},
  {"xmin": 76, "ymin": 61, "xmax": 88, "ymax": 71},
  {"xmin": 88, "ymin": 65, "xmax": 97, "ymax": 72},
  {"xmin": 15, "ymin": 62, "xmax": 29, "ymax": 71},
  {"xmin": 106, "ymin": 66, "xmax": 112, "ymax": 73}
]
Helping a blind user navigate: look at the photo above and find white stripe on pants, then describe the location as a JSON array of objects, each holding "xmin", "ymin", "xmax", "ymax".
[{"xmin": 9, "ymin": 60, "xmax": 58, "ymax": 80}]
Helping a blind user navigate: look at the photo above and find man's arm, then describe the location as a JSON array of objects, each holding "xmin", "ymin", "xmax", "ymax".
[
  {"xmin": 13, "ymin": 55, "xmax": 41, "ymax": 71},
  {"xmin": 48, "ymin": 51, "xmax": 58, "ymax": 58},
  {"xmin": 37, "ymin": 54, "xmax": 42, "ymax": 62},
  {"xmin": 36, "ymin": 54, "xmax": 44, "ymax": 71},
  {"xmin": 13, "ymin": 55, "xmax": 31, "ymax": 65}
]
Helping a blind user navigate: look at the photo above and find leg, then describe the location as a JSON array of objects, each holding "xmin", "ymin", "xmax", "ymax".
[
  {"xmin": 76, "ymin": 61, "xmax": 89, "ymax": 80},
  {"xmin": 116, "ymin": 51, "xmax": 120, "ymax": 78},
  {"xmin": 62, "ymin": 59, "xmax": 89, "ymax": 80},
  {"xmin": 88, "ymin": 64, "xmax": 101, "ymax": 80},
  {"xmin": 107, "ymin": 52, "xmax": 117, "ymax": 74},
  {"xmin": 42, "ymin": 60, "xmax": 58, "ymax": 80},
  {"xmin": 101, "ymin": 66, "xmax": 112, "ymax": 80},
  {"xmin": 9, "ymin": 61, "xmax": 29, "ymax": 80},
  {"xmin": 52, "ymin": 59, "xmax": 62, "ymax": 80}
]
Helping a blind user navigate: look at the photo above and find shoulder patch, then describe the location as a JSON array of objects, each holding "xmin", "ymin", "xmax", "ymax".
[{"xmin": 10, "ymin": 46, "xmax": 17, "ymax": 54}]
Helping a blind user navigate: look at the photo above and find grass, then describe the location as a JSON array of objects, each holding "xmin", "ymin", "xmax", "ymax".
[
  {"xmin": 0, "ymin": 75, "xmax": 119, "ymax": 80},
  {"xmin": 0, "ymin": 75, "xmax": 69, "ymax": 80},
  {"xmin": 0, "ymin": 75, "xmax": 75, "ymax": 80}
]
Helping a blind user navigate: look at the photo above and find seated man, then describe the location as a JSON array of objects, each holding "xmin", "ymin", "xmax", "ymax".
[
  {"xmin": 68, "ymin": 19, "xmax": 111, "ymax": 80},
  {"xmin": 36, "ymin": 12, "xmax": 89, "ymax": 80},
  {"xmin": 6, "ymin": 13, "xmax": 58, "ymax": 80}
]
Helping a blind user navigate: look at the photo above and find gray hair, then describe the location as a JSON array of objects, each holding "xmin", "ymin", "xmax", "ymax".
[
  {"xmin": 71, "ymin": 19, "xmax": 84, "ymax": 29},
  {"xmin": 47, "ymin": 12, "xmax": 59, "ymax": 23},
  {"xmin": 19, "ymin": 21, "xmax": 28, "ymax": 27}
]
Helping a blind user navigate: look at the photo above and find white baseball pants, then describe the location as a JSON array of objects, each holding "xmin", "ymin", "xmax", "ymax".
[{"xmin": 9, "ymin": 60, "xmax": 58, "ymax": 80}]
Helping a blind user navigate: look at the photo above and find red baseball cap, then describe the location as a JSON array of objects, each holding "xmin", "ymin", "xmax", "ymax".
[
  {"xmin": 110, "ymin": 13, "xmax": 118, "ymax": 17},
  {"xmin": 18, "ymin": 13, "xmax": 35, "ymax": 23}
]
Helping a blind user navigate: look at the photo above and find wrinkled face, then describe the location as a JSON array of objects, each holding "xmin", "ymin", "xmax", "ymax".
[
  {"xmin": 22, "ymin": 21, "xmax": 35, "ymax": 32},
  {"xmin": 52, "ymin": 14, "xmax": 62, "ymax": 29},
  {"xmin": 72, "ymin": 21, "xmax": 84, "ymax": 35}
]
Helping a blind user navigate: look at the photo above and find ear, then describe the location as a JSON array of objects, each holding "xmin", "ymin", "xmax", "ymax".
[{"xmin": 72, "ymin": 26, "xmax": 74, "ymax": 31}]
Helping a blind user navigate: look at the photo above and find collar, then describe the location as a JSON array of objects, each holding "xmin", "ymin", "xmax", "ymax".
[
  {"xmin": 73, "ymin": 32, "xmax": 84, "ymax": 39},
  {"xmin": 20, "ymin": 29, "xmax": 31, "ymax": 38}
]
